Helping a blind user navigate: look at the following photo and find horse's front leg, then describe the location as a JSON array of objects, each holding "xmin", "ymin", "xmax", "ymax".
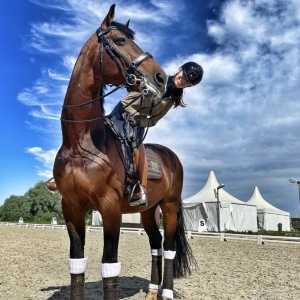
[
  {"xmin": 101, "ymin": 202, "xmax": 122, "ymax": 300},
  {"xmin": 62, "ymin": 198, "xmax": 89, "ymax": 300},
  {"xmin": 141, "ymin": 206, "xmax": 163, "ymax": 300}
]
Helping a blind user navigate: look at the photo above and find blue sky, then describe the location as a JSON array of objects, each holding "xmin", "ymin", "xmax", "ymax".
[{"xmin": 1, "ymin": 0, "xmax": 300, "ymax": 217}]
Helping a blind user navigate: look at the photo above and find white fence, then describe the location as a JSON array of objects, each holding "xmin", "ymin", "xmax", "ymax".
[
  {"xmin": 187, "ymin": 231, "xmax": 300, "ymax": 245},
  {"xmin": 1, "ymin": 222, "xmax": 300, "ymax": 245}
]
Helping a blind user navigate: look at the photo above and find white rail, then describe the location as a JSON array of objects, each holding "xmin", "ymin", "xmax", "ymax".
[
  {"xmin": 186, "ymin": 231, "xmax": 300, "ymax": 244},
  {"xmin": 1, "ymin": 222, "xmax": 299, "ymax": 245}
]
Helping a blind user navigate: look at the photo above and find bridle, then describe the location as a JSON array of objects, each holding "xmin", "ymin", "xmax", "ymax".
[
  {"xmin": 61, "ymin": 25, "xmax": 154, "ymax": 122},
  {"xmin": 96, "ymin": 26, "xmax": 153, "ymax": 92}
]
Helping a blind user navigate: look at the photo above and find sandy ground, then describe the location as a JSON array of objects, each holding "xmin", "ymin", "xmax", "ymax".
[{"xmin": 0, "ymin": 226, "xmax": 299, "ymax": 300}]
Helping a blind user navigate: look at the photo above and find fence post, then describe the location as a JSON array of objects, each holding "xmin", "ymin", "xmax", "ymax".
[
  {"xmin": 257, "ymin": 235, "xmax": 262, "ymax": 244},
  {"xmin": 220, "ymin": 232, "xmax": 225, "ymax": 241}
]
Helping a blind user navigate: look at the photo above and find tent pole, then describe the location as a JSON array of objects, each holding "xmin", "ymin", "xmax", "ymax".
[{"xmin": 215, "ymin": 184, "xmax": 225, "ymax": 232}]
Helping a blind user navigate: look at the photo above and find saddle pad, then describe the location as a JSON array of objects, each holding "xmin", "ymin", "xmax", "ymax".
[{"xmin": 145, "ymin": 146, "xmax": 162, "ymax": 180}]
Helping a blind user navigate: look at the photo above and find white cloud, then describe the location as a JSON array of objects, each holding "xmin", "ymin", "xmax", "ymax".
[
  {"xmin": 63, "ymin": 55, "xmax": 77, "ymax": 72},
  {"xmin": 26, "ymin": 147, "xmax": 57, "ymax": 178},
  {"xmin": 30, "ymin": 106, "xmax": 60, "ymax": 120},
  {"xmin": 47, "ymin": 69, "xmax": 70, "ymax": 81}
]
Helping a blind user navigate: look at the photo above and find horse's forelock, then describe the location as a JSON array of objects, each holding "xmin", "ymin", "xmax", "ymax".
[{"xmin": 111, "ymin": 21, "xmax": 135, "ymax": 40}]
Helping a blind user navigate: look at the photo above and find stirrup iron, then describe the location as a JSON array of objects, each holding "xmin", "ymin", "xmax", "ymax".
[{"xmin": 129, "ymin": 181, "xmax": 147, "ymax": 206}]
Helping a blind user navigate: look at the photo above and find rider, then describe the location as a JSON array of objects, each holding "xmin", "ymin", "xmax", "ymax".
[
  {"xmin": 116, "ymin": 61, "xmax": 204, "ymax": 206},
  {"xmin": 46, "ymin": 62, "xmax": 204, "ymax": 207}
]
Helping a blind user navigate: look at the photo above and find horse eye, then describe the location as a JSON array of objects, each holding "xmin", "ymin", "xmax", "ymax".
[{"xmin": 114, "ymin": 37, "xmax": 126, "ymax": 46}]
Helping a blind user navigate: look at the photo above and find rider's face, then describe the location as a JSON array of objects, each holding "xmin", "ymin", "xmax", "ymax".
[{"xmin": 174, "ymin": 70, "xmax": 191, "ymax": 88}]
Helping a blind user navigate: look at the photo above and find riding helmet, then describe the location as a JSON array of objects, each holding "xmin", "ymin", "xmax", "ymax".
[{"xmin": 180, "ymin": 62, "xmax": 204, "ymax": 86}]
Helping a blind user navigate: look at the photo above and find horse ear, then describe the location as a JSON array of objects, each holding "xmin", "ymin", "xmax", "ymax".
[
  {"xmin": 125, "ymin": 19, "xmax": 130, "ymax": 27},
  {"xmin": 101, "ymin": 4, "xmax": 115, "ymax": 29}
]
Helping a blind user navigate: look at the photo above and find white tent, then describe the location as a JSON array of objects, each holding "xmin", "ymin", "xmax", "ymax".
[
  {"xmin": 92, "ymin": 210, "xmax": 102, "ymax": 225},
  {"xmin": 247, "ymin": 186, "xmax": 290, "ymax": 231},
  {"xmin": 183, "ymin": 171, "xmax": 258, "ymax": 232}
]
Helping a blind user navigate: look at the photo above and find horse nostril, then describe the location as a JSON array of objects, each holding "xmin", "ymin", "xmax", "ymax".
[{"xmin": 155, "ymin": 72, "xmax": 164, "ymax": 87}]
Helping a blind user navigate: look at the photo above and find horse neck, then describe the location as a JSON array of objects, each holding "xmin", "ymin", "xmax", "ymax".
[{"xmin": 61, "ymin": 41, "xmax": 106, "ymax": 148}]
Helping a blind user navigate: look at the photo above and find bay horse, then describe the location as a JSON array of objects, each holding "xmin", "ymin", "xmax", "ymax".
[{"xmin": 53, "ymin": 4, "xmax": 195, "ymax": 300}]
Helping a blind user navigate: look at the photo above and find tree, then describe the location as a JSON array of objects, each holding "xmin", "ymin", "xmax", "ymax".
[
  {"xmin": 0, "ymin": 181, "xmax": 64, "ymax": 223},
  {"xmin": 25, "ymin": 181, "xmax": 63, "ymax": 222},
  {"xmin": 0, "ymin": 195, "xmax": 32, "ymax": 222}
]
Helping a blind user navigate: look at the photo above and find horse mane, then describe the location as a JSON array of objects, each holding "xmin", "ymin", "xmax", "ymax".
[{"xmin": 111, "ymin": 21, "xmax": 135, "ymax": 40}]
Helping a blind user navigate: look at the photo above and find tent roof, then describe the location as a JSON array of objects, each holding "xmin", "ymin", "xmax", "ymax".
[
  {"xmin": 247, "ymin": 186, "xmax": 289, "ymax": 216},
  {"xmin": 183, "ymin": 171, "xmax": 254, "ymax": 206}
]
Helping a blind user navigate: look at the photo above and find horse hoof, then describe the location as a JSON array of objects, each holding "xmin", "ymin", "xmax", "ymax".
[{"xmin": 145, "ymin": 290, "xmax": 158, "ymax": 300}]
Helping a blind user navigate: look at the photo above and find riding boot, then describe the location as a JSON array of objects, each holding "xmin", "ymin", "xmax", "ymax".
[{"xmin": 130, "ymin": 144, "xmax": 148, "ymax": 206}]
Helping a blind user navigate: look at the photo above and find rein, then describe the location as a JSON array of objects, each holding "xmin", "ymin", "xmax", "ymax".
[
  {"xmin": 60, "ymin": 88, "xmax": 143, "ymax": 124},
  {"xmin": 62, "ymin": 85, "xmax": 122, "ymax": 110},
  {"xmin": 60, "ymin": 86, "xmax": 122, "ymax": 123}
]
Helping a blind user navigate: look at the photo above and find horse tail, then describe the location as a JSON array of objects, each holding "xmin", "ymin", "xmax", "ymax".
[{"xmin": 173, "ymin": 200, "xmax": 198, "ymax": 278}]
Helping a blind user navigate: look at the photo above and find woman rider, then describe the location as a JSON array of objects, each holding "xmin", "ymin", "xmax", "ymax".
[{"xmin": 116, "ymin": 61, "xmax": 204, "ymax": 206}]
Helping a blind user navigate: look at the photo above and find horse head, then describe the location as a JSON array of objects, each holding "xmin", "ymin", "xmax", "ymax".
[{"xmin": 97, "ymin": 4, "xmax": 166, "ymax": 98}]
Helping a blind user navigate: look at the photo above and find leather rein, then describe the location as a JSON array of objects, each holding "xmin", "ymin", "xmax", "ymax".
[{"xmin": 61, "ymin": 25, "xmax": 153, "ymax": 123}]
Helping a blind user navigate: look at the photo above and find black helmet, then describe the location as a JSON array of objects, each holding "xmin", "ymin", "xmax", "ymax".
[{"xmin": 180, "ymin": 62, "xmax": 203, "ymax": 86}]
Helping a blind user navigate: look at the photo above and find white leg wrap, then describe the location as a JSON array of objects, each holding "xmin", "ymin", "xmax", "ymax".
[
  {"xmin": 151, "ymin": 248, "xmax": 163, "ymax": 256},
  {"xmin": 69, "ymin": 257, "xmax": 88, "ymax": 274},
  {"xmin": 162, "ymin": 289, "xmax": 173, "ymax": 299},
  {"xmin": 149, "ymin": 283, "xmax": 161, "ymax": 291},
  {"xmin": 101, "ymin": 262, "xmax": 121, "ymax": 278},
  {"xmin": 164, "ymin": 250, "xmax": 176, "ymax": 260}
]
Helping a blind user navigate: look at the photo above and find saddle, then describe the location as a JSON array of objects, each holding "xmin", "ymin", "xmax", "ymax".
[{"xmin": 105, "ymin": 117, "xmax": 162, "ymax": 194}]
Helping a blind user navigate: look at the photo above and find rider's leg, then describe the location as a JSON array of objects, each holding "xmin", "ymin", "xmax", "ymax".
[
  {"xmin": 130, "ymin": 143, "xmax": 148, "ymax": 206},
  {"xmin": 135, "ymin": 143, "xmax": 148, "ymax": 191}
]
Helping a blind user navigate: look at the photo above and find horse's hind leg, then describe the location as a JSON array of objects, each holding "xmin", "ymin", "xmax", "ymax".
[
  {"xmin": 62, "ymin": 198, "xmax": 89, "ymax": 300},
  {"xmin": 141, "ymin": 206, "xmax": 163, "ymax": 300},
  {"xmin": 161, "ymin": 200, "xmax": 195, "ymax": 300},
  {"xmin": 160, "ymin": 200, "xmax": 179, "ymax": 300}
]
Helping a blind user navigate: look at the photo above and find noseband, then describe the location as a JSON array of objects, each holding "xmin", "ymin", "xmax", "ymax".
[{"xmin": 96, "ymin": 26, "xmax": 153, "ymax": 91}]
